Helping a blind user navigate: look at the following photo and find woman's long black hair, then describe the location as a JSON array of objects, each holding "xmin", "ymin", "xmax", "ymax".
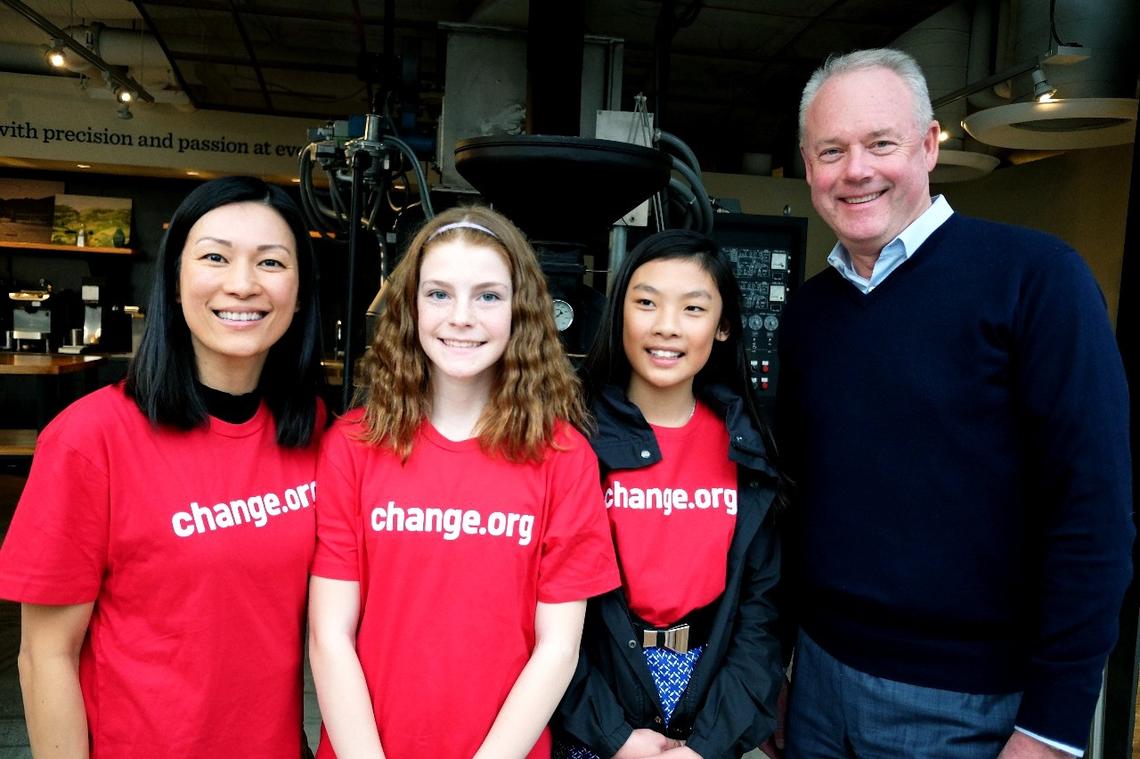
[{"xmin": 125, "ymin": 176, "xmax": 325, "ymax": 447}]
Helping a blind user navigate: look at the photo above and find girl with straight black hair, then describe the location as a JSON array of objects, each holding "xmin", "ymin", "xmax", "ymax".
[
  {"xmin": 0, "ymin": 175, "xmax": 327, "ymax": 758},
  {"xmin": 555, "ymin": 229, "xmax": 785, "ymax": 759},
  {"xmin": 581, "ymin": 230, "xmax": 760, "ymax": 419}
]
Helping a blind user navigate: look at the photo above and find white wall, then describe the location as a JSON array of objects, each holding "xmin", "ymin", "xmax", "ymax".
[{"xmin": 935, "ymin": 145, "xmax": 1133, "ymax": 324}]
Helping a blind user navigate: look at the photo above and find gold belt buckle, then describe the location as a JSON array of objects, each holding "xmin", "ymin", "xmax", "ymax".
[{"xmin": 643, "ymin": 624, "xmax": 690, "ymax": 654}]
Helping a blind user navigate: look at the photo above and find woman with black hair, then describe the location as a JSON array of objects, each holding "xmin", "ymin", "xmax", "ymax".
[
  {"xmin": 0, "ymin": 176, "xmax": 327, "ymax": 758},
  {"xmin": 554, "ymin": 229, "xmax": 785, "ymax": 759}
]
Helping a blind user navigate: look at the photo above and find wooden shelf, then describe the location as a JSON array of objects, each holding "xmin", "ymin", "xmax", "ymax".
[
  {"xmin": 0, "ymin": 241, "xmax": 134, "ymax": 256},
  {"xmin": 0, "ymin": 428, "xmax": 36, "ymax": 457},
  {"xmin": 0, "ymin": 353, "xmax": 106, "ymax": 376}
]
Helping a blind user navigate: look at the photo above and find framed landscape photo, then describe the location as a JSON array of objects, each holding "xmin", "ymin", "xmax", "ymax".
[
  {"xmin": 0, "ymin": 179, "xmax": 63, "ymax": 244},
  {"xmin": 52, "ymin": 194, "xmax": 133, "ymax": 247}
]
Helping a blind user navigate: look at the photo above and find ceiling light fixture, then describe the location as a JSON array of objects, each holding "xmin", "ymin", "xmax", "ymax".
[
  {"xmin": 44, "ymin": 40, "xmax": 66, "ymax": 68},
  {"xmin": 114, "ymin": 86, "xmax": 133, "ymax": 104},
  {"xmin": 3, "ymin": 0, "xmax": 154, "ymax": 104},
  {"xmin": 1031, "ymin": 68, "xmax": 1058, "ymax": 102},
  {"xmin": 116, "ymin": 103, "xmax": 132, "ymax": 120},
  {"xmin": 931, "ymin": 150, "xmax": 1001, "ymax": 183}
]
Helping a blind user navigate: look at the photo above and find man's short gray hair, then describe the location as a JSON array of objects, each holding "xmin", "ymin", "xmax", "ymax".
[{"xmin": 798, "ymin": 48, "xmax": 934, "ymax": 145}]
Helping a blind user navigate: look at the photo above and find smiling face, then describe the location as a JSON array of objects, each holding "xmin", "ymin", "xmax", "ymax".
[
  {"xmin": 178, "ymin": 201, "xmax": 299, "ymax": 393},
  {"xmin": 416, "ymin": 238, "xmax": 513, "ymax": 398},
  {"xmin": 622, "ymin": 257, "xmax": 728, "ymax": 406},
  {"xmin": 800, "ymin": 66, "xmax": 940, "ymax": 265}
]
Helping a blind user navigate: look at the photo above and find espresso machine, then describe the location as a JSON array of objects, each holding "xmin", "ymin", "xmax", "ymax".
[
  {"xmin": 8, "ymin": 280, "xmax": 53, "ymax": 352},
  {"xmin": 82, "ymin": 278, "xmax": 105, "ymax": 347},
  {"xmin": 70, "ymin": 277, "xmax": 130, "ymax": 353}
]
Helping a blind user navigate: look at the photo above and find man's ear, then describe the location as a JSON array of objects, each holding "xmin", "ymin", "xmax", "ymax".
[{"xmin": 923, "ymin": 121, "xmax": 940, "ymax": 172}]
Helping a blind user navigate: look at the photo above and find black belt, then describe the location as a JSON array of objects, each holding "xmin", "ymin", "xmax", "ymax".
[{"xmin": 629, "ymin": 601, "xmax": 717, "ymax": 654}]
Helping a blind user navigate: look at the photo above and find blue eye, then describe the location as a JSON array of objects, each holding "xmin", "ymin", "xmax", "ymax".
[
  {"xmin": 478, "ymin": 291, "xmax": 502, "ymax": 303},
  {"xmin": 425, "ymin": 290, "xmax": 448, "ymax": 301}
]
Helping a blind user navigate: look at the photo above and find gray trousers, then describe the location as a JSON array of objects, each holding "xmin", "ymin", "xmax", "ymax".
[{"xmin": 785, "ymin": 631, "xmax": 1022, "ymax": 759}]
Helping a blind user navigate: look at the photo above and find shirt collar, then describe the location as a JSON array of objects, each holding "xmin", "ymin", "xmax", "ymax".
[{"xmin": 826, "ymin": 195, "xmax": 954, "ymax": 292}]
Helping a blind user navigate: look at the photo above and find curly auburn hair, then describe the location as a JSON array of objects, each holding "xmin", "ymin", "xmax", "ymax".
[{"xmin": 357, "ymin": 205, "xmax": 588, "ymax": 462}]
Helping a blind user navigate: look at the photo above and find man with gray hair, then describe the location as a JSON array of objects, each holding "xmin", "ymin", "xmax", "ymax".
[{"xmin": 776, "ymin": 48, "xmax": 1131, "ymax": 758}]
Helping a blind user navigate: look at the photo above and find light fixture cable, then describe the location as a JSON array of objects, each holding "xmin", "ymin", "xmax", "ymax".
[{"xmin": 1049, "ymin": 0, "xmax": 1080, "ymax": 47}]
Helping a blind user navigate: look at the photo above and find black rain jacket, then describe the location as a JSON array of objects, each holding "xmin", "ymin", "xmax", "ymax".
[{"xmin": 553, "ymin": 382, "xmax": 784, "ymax": 759}]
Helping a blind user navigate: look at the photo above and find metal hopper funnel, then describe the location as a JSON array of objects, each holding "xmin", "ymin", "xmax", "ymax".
[{"xmin": 453, "ymin": 134, "xmax": 672, "ymax": 243}]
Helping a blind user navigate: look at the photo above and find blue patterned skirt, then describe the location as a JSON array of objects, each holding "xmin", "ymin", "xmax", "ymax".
[{"xmin": 554, "ymin": 645, "xmax": 704, "ymax": 759}]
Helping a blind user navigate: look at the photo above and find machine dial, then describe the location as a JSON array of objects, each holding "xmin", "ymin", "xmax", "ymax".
[
  {"xmin": 552, "ymin": 299, "xmax": 575, "ymax": 332},
  {"xmin": 764, "ymin": 314, "xmax": 779, "ymax": 331}
]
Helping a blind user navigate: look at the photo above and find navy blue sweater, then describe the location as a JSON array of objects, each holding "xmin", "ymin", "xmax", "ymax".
[{"xmin": 777, "ymin": 213, "xmax": 1132, "ymax": 748}]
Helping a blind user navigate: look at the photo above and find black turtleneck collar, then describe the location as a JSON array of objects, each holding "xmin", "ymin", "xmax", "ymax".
[{"xmin": 195, "ymin": 381, "xmax": 261, "ymax": 424}]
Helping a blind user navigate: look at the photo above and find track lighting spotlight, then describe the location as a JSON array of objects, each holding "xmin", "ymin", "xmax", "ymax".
[
  {"xmin": 10, "ymin": 2, "xmax": 156, "ymax": 104},
  {"xmin": 44, "ymin": 40, "xmax": 66, "ymax": 68},
  {"xmin": 1032, "ymin": 68, "xmax": 1057, "ymax": 103},
  {"xmin": 115, "ymin": 87, "xmax": 133, "ymax": 103}
]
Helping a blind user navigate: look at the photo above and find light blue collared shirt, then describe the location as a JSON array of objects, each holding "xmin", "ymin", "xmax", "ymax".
[
  {"xmin": 1016, "ymin": 727, "xmax": 1083, "ymax": 757},
  {"xmin": 826, "ymin": 195, "xmax": 953, "ymax": 293}
]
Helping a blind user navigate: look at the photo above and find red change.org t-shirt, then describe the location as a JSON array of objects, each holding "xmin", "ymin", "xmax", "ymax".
[
  {"xmin": 606, "ymin": 401, "xmax": 736, "ymax": 626},
  {"xmin": 0, "ymin": 384, "xmax": 320, "ymax": 758},
  {"xmin": 312, "ymin": 411, "xmax": 619, "ymax": 759}
]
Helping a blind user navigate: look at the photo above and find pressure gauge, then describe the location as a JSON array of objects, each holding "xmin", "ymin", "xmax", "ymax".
[
  {"xmin": 552, "ymin": 299, "xmax": 575, "ymax": 332},
  {"xmin": 764, "ymin": 314, "xmax": 779, "ymax": 332}
]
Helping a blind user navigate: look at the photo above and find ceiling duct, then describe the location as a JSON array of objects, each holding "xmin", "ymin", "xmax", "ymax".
[
  {"xmin": 0, "ymin": 0, "xmax": 155, "ymax": 105},
  {"xmin": 893, "ymin": 1, "xmax": 1002, "ymax": 182},
  {"xmin": 965, "ymin": 0, "xmax": 1013, "ymax": 109},
  {"xmin": 0, "ymin": 20, "xmax": 186, "ymax": 108},
  {"xmin": 960, "ymin": 0, "xmax": 1138, "ymax": 149},
  {"xmin": 59, "ymin": 25, "xmax": 173, "ymax": 89}
]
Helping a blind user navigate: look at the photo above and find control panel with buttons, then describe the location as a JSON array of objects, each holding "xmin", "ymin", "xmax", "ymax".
[{"xmin": 713, "ymin": 213, "xmax": 806, "ymax": 410}]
